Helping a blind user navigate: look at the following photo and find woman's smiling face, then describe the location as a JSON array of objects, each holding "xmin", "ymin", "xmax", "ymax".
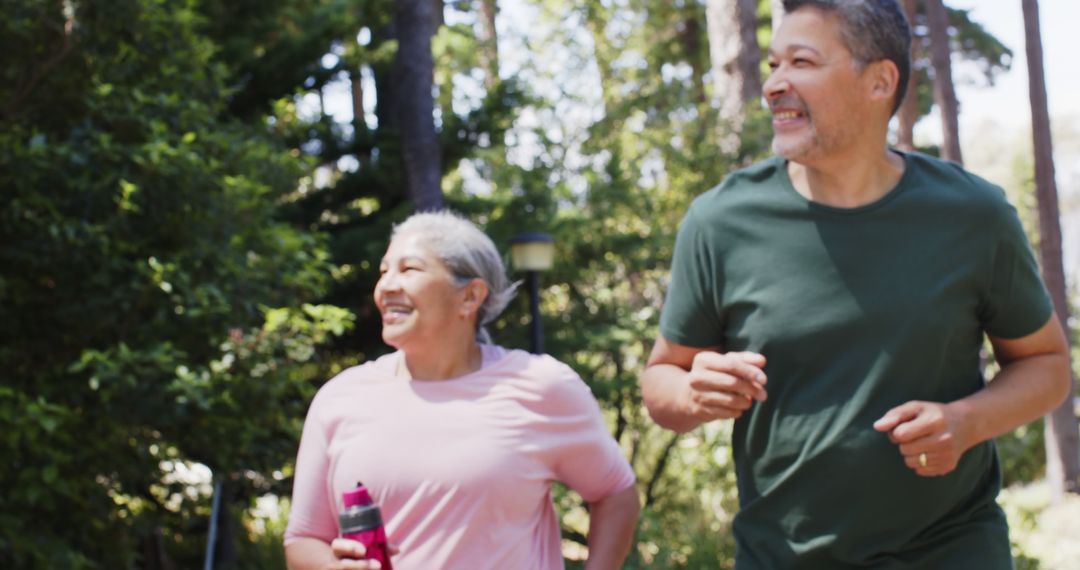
[{"xmin": 373, "ymin": 232, "xmax": 471, "ymax": 350}]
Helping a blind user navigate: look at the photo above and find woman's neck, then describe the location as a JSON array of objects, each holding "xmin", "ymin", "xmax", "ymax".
[{"xmin": 398, "ymin": 339, "xmax": 483, "ymax": 381}]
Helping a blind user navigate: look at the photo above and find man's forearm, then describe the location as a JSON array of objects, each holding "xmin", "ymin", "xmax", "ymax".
[
  {"xmin": 952, "ymin": 352, "xmax": 1071, "ymax": 448},
  {"xmin": 641, "ymin": 363, "xmax": 700, "ymax": 433},
  {"xmin": 584, "ymin": 485, "xmax": 641, "ymax": 570}
]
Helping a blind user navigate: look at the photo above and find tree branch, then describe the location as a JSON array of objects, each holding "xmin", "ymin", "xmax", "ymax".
[
  {"xmin": 644, "ymin": 432, "xmax": 681, "ymax": 508},
  {"xmin": 2, "ymin": 15, "xmax": 75, "ymax": 122}
]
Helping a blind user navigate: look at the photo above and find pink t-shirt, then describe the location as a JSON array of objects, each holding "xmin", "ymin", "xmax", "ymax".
[{"xmin": 284, "ymin": 344, "xmax": 636, "ymax": 569}]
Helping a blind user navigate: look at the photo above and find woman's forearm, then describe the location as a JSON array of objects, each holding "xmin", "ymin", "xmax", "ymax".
[
  {"xmin": 285, "ymin": 537, "xmax": 336, "ymax": 570},
  {"xmin": 584, "ymin": 484, "xmax": 641, "ymax": 570}
]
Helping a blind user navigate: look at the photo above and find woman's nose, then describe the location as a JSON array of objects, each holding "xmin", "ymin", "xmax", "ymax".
[{"xmin": 376, "ymin": 271, "xmax": 400, "ymax": 293}]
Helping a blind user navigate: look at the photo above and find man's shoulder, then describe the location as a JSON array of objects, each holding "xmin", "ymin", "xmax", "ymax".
[
  {"xmin": 903, "ymin": 151, "xmax": 1011, "ymax": 210},
  {"xmin": 690, "ymin": 156, "xmax": 786, "ymax": 212}
]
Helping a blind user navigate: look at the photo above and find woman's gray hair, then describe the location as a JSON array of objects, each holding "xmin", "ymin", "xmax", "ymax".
[
  {"xmin": 391, "ymin": 211, "xmax": 520, "ymax": 343},
  {"xmin": 782, "ymin": 0, "xmax": 912, "ymax": 116}
]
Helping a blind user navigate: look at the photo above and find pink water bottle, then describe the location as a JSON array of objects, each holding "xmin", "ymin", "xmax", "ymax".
[{"xmin": 339, "ymin": 482, "xmax": 393, "ymax": 569}]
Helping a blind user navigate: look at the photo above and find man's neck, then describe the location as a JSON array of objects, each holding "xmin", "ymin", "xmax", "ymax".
[{"xmin": 787, "ymin": 145, "xmax": 906, "ymax": 209}]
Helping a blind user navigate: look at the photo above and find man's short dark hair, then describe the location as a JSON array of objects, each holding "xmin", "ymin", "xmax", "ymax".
[{"xmin": 782, "ymin": 0, "xmax": 912, "ymax": 115}]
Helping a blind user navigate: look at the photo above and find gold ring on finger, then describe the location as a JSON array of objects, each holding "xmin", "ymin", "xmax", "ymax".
[{"xmin": 918, "ymin": 453, "xmax": 928, "ymax": 468}]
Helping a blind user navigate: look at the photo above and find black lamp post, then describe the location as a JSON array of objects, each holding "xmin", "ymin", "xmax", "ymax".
[{"xmin": 509, "ymin": 232, "xmax": 554, "ymax": 354}]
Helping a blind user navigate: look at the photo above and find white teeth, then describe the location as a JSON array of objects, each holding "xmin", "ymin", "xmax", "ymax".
[{"xmin": 774, "ymin": 111, "xmax": 800, "ymax": 120}]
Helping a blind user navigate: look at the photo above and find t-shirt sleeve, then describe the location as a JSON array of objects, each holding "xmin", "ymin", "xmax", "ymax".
[
  {"xmin": 659, "ymin": 206, "xmax": 724, "ymax": 347},
  {"xmin": 534, "ymin": 363, "xmax": 636, "ymax": 503},
  {"xmin": 979, "ymin": 200, "xmax": 1054, "ymax": 339},
  {"xmin": 283, "ymin": 394, "xmax": 338, "ymax": 546}
]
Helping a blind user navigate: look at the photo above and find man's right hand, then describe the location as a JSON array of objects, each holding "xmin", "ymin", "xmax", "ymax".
[
  {"xmin": 681, "ymin": 351, "xmax": 768, "ymax": 422},
  {"xmin": 641, "ymin": 336, "xmax": 768, "ymax": 432}
]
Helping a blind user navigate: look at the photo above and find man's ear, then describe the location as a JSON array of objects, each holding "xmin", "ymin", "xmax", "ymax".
[
  {"xmin": 867, "ymin": 59, "xmax": 901, "ymax": 105},
  {"xmin": 460, "ymin": 279, "xmax": 489, "ymax": 318}
]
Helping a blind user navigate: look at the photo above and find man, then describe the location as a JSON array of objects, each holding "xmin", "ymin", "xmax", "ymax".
[{"xmin": 640, "ymin": 1, "xmax": 1071, "ymax": 568}]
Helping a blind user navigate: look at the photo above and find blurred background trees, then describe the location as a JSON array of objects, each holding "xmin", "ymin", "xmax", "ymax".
[
  {"xmin": 1, "ymin": 0, "xmax": 1075, "ymax": 568},
  {"xmin": 1021, "ymin": 0, "xmax": 1080, "ymax": 502}
]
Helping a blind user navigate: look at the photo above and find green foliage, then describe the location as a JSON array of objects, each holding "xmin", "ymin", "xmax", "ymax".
[
  {"xmin": 998, "ymin": 420, "xmax": 1047, "ymax": 488},
  {"xmin": 906, "ymin": 3, "xmax": 1014, "ymax": 121},
  {"xmin": 944, "ymin": 5, "xmax": 1013, "ymax": 87},
  {"xmin": 223, "ymin": 495, "xmax": 292, "ymax": 570},
  {"xmin": 1000, "ymin": 483, "xmax": 1050, "ymax": 570},
  {"xmin": 255, "ymin": 0, "xmax": 527, "ymax": 368},
  {"xmin": 197, "ymin": 0, "xmax": 372, "ymax": 118},
  {"xmin": 0, "ymin": 0, "xmax": 348, "ymax": 566},
  {"xmin": 438, "ymin": 1, "xmax": 773, "ymax": 565},
  {"xmin": 1, "ymin": 0, "xmax": 1055, "ymax": 567}
]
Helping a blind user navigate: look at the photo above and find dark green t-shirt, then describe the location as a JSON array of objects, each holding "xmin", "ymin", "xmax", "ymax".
[{"xmin": 660, "ymin": 152, "xmax": 1053, "ymax": 569}]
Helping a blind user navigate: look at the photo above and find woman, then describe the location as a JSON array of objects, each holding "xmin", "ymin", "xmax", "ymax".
[{"xmin": 284, "ymin": 211, "xmax": 640, "ymax": 570}]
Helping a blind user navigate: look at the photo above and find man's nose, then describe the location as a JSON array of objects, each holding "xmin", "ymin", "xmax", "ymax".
[{"xmin": 762, "ymin": 69, "xmax": 789, "ymax": 102}]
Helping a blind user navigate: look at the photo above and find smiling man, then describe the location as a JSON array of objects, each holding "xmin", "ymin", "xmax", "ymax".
[{"xmin": 639, "ymin": 0, "xmax": 1071, "ymax": 568}]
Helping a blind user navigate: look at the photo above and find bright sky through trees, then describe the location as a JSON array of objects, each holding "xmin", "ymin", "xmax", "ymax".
[
  {"xmin": 307, "ymin": 0, "xmax": 1080, "ymax": 293},
  {"xmin": 946, "ymin": 1, "xmax": 1080, "ymax": 286}
]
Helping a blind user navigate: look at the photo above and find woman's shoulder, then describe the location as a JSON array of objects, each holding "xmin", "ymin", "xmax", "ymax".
[
  {"xmin": 483, "ymin": 344, "xmax": 575, "ymax": 379},
  {"xmin": 483, "ymin": 345, "xmax": 597, "ymax": 407},
  {"xmin": 311, "ymin": 352, "xmax": 398, "ymax": 402}
]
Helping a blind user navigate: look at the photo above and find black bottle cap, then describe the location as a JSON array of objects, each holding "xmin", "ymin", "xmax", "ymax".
[{"xmin": 339, "ymin": 502, "xmax": 383, "ymax": 534}]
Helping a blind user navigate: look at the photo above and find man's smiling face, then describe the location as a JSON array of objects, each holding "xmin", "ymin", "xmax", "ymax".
[{"xmin": 764, "ymin": 6, "xmax": 879, "ymax": 164}]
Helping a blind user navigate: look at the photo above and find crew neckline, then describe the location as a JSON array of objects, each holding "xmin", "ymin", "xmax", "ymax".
[
  {"xmin": 776, "ymin": 149, "xmax": 913, "ymax": 215},
  {"xmin": 387, "ymin": 344, "xmax": 508, "ymax": 383}
]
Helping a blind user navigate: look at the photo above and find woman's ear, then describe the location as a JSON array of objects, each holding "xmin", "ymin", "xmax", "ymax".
[{"xmin": 460, "ymin": 279, "xmax": 489, "ymax": 318}]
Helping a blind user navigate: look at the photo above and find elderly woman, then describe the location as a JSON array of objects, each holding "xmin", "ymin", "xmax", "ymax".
[{"xmin": 284, "ymin": 211, "xmax": 640, "ymax": 570}]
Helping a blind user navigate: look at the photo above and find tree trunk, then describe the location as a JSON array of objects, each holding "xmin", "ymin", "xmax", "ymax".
[
  {"xmin": 736, "ymin": 0, "xmax": 762, "ymax": 104},
  {"xmin": 351, "ymin": 69, "xmax": 365, "ymax": 136},
  {"xmin": 372, "ymin": 22, "xmax": 399, "ymax": 135},
  {"xmin": 584, "ymin": 3, "xmax": 617, "ymax": 114},
  {"xmin": 434, "ymin": 0, "xmax": 445, "ymax": 27},
  {"xmin": 395, "ymin": 0, "xmax": 444, "ymax": 211},
  {"xmin": 679, "ymin": 15, "xmax": 707, "ymax": 105},
  {"xmin": 478, "ymin": 0, "xmax": 499, "ymax": 89},
  {"xmin": 1022, "ymin": 0, "xmax": 1080, "ymax": 502},
  {"xmin": 770, "ymin": 0, "xmax": 784, "ymax": 32},
  {"xmin": 706, "ymin": 0, "xmax": 762, "ymax": 151},
  {"xmin": 925, "ymin": 0, "xmax": 962, "ymax": 164},
  {"xmin": 895, "ymin": 0, "xmax": 918, "ymax": 151},
  {"xmin": 141, "ymin": 525, "xmax": 176, "ymax": 570},
  {"xmin": 213, "ymin": 478, "xmax": 238, "ymax": 569}
]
